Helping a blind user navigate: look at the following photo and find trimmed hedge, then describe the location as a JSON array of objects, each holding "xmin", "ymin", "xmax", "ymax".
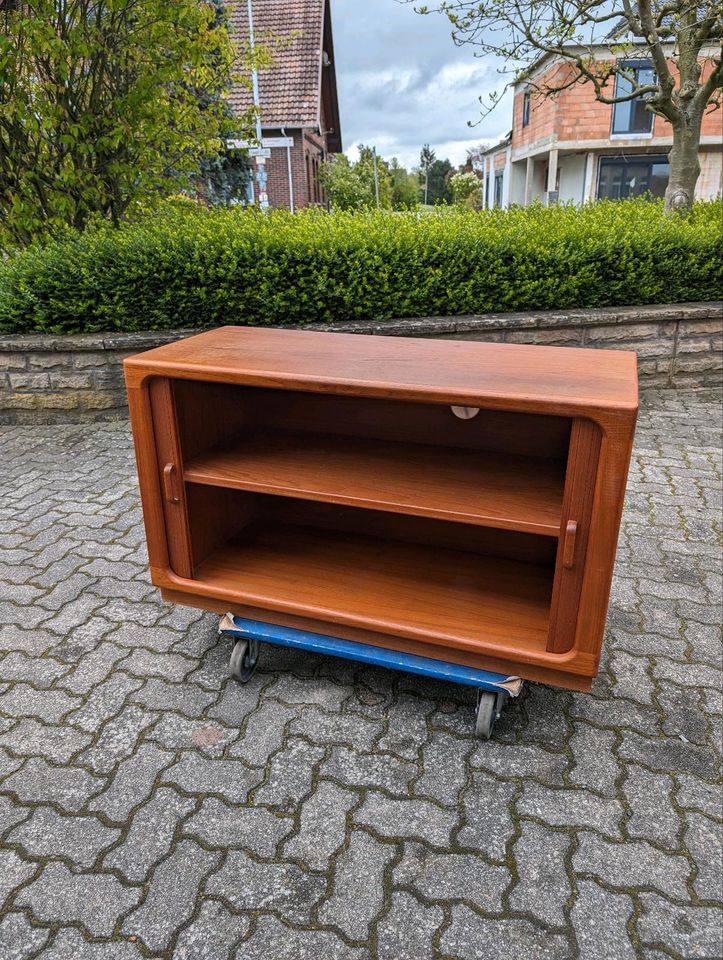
[{"xmin": 0, "ymin": 199, "xmax": 721, "ymax": 334}]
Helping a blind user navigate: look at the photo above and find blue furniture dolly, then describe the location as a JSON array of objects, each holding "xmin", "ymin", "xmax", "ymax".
[{"xmin": 220, "ymin": 614, "xmax": 523, "ymax": 739}]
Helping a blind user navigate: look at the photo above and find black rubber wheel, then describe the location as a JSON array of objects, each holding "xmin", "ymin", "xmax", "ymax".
[
  {"xmin": 229, "ymin": 637, "xmax": 259, "ymax": 683},
  {"xmin": 475, "ymin": 691, "xmax": 502, "ymax": 739}
]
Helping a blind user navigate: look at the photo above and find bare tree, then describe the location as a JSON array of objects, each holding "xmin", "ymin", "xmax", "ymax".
[{"xmin": 417, "ymin": 1, "xmax": 722, "ymax": 212}]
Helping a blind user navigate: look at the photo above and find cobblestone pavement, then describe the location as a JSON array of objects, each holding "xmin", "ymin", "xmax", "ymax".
[{"xmin": 0, "ymin": 390, "xmax": 721, "ymax": 960}]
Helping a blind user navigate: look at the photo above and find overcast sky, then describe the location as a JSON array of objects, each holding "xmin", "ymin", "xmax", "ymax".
[{"xmin": 331, "ymin": 0, "xmax": 513, "ymax": 169}]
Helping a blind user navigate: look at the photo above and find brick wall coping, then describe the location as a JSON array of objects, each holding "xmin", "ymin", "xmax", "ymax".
[{"xmin": 1, "ymin": 301, "xmax": 720, "ymax": 351}]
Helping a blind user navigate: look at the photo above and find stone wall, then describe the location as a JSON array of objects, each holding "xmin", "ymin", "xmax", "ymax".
[{"xmin": 1, "ymin": 301, "xmax": 720, "ymax": 423}]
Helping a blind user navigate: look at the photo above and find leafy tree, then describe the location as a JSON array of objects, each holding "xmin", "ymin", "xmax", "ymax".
[
  {"xmin": 424, "ymin": 157, "xmax": 453, "ymax": 204},
  {"xmin": 390, "ymin": 158, "xmax": 420, "ymax": 208},
  {"xmin": 356, "ymin": 145, "xmax": 393, "ymax": 208},
  {"xmin": 419, "ymin": 1, "xmax": 722, "ymax": 213},
  {"xmin": 419, "ymin": 143, "xmax": 436, "ymax": 204},
  {"xmin": 318, "ymin": 154, "xmax": 375, "ymax": 210},
  {"xmin": 450, "ymin": 171, "xmax": 482, "ymax": 207},
  {"xmin": 0, "ymin": 0, "xmax": 257, "ymax": 247}
]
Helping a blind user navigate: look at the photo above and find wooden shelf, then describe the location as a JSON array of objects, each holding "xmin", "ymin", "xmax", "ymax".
[
  {"xmin": 194, "ymin": 523, "xmax": 552, "ymax": 657},
  {"xmin": 184, "ymin": 431, "xmax": 564, "ymax": 536}
]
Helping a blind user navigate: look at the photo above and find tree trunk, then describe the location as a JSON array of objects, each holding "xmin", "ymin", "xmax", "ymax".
[{"xmin": 664, "ymin": 119, "xmax": 702, "ymax": 215}]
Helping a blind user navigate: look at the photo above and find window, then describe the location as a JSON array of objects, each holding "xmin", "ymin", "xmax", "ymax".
[
  {"xmin": 494, "ymin": 173, "xmax": 504, "ymax": 207},
  {"xmin": 597, "ymin": 155, "xmax": 669, "ymax": 200},
  {"xmin": 611, "ymin": 60, "xmax": 655, "ymax": 135},
  {"xmin": 522, "ymin": 89, "xmax": 531, "ymax": 128}
]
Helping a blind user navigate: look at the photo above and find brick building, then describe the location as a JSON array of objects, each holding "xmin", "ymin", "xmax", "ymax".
[
  {"xmin": 227, "ymin": 0, "xmax": 342, "ymax": 209},
  {"xmin": 480, "ymin": 43, "xmax": 722, "ymax": 207}
]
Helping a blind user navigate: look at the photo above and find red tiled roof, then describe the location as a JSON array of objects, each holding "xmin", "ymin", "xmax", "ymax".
[{"xmin": 227, "ymin": 0, "xmax": 325, "ymax": 128}]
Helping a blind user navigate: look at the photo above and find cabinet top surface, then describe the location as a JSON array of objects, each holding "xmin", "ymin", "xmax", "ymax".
[{"xmin": 124, "ymin": 325, "xmax": 639, "ymax": 414}]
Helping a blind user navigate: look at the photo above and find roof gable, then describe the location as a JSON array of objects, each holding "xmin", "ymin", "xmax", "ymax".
[{"xmin": 227, "ymin": 0, "xmax": 327, "ymax": 129}]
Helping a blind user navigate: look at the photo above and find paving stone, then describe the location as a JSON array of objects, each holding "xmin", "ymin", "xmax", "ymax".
[
  {"xmin": 623, "ymin": 765, "xmax": 680, "ymax": 848},
  {"xmin": 57, "ymin": 642, "xmax": 128, "ymax": 695},
  {"xmin": 0, "ymin": 651, "xmax": 70, "ymax": 687},
  {"xmin": 16, "ymin": 861, "xmax": 140, "ymax": 936},
  {"xmin": 252, "ymin": 738, "xmax": 325, "ymax": 812},
  {"xmin": 2, "ymin": 757, "xmax": 105, "ymax": 812},
  {"xmin": 0, "ymin": 684, "xmax": 81, "ymax": 723},
  {"xmin": 569, "ymin": 723, "xmax": 620, "ymax": 796},
  {"xmin": 235, "ymin": 915, "xmax": 365, "ymax": 959},
  {"xmin": 394, "ymin": 841, "xmax": 507, "ymax": 912},
  {"xmin": 354, "ymin": 790, "xmax": 457, "ymax": 845},
  {"xmin": 323, "ymin": 745, "xmax": 417, "ymax": 794},
  {"xmin": 0, "ymin": 717, "xmax": 92, "ymax": 763},
  {"xmin": 121, "ymin": 839, "xmax": 220, "ymax": 953},
  {"xmin": 7, "ymin": 806, "xmax": 120, "ymax": 867},
  {"xmin": 0, "ymin": 796, "xmax": 31, "ymax": 835},
  {"xmin": 414, "ymin": 730, "xmax": 473, "ymax": 806},
  {"xmin": 207, "ymin": 673, "xmax": 266, "ymax": 725},
  {"xmin": 377, "ymin": 693, "xmax": 433, "ymax": 760},
  {"xmin": 267, "ymin": 672, "xmax": 351, "ymax": 710},
  {"xmin": 441, "ymin": 905, "xmax": 570, "ymax": 960},
  {"xmin": 457, "ymin": 774, "xmax": 517, "ymax": 861},
  {"xmin": 228, "ymin": 700, "xmax": 296, "ymax": 766},
  {"xmin": 130, "ymin": 676, "xmax": 217, "ymax": 717},
  {"xmin": 376, "ymin": 890, "xmax": 444, "ymax": 960},
  {"xmin": 284, "ymin": 779, "xmax": 357, "ymax": 870},
  {"xmin": 573, "ymin": 832, "xmax": 691, "ymax": 900},
  {"xmin": 206, "ymin": 849, "xmax": 326, "ymax": 923},
  {"xmin": 509, "ymin": 821, "xmax": 571, "ymax": 926},
  {"xmin": 104, "ymin": 786, "xmax": 195, "ymax": 881},
  {"xmin": 87, "ymin": 742, "xmax": 172, "ymax": 821},
  {"xmin": 184, "ymin": 796, "xmax": 293, "ymax": 856},
  {"xmin": 146, "ymin": 714, "xmax": 237, "ymax": 756},
  {"xmin": 67, "ymin": 673, "xmax": 143, "ymax": 732},
  {"xmin": 0, "ymin": 748, "xmax": 23, "ymax": 781},
  {"xmin": 173, "ymin": 899, "xmax": 252, "ymax": 959},
  {"xmin": 0, "ymin": 625, "xmax": 59, "ymax": 657},
  {"xmin": 618, "ymin": 729, "xmax": 720, "ymax": 780},
  {"xmin": 571, "ymin": 879, "xmax": 636, "ymax": 960},
  {"xmin": 610, "ymin": 650, "xmax": 655, "ymax": 705},
  {"xmin": 0, "ymin": 849, "xmax": 37, "ymax": 907},
  {"xmin": 162, "ymin": 752, "xmax": 264, "ymax": 803},
  {"xmin": 470, "ymin": 740, "xmax": 567, "ymax": 784},
  {"xmin": 520, "ymin": 684, "xmax": 573, "ymax": 751},
  {"xmin": 39, "ymin": 928, "xmax": 144, "ymax": 958},
  {"xmin": 685, "ymin": 812, "xmax": 723, "ymax": 901},
  {"xmin": 289, "ymin": 705, "xmax": 382, "ymax": 750},
  {"xmin": 77, "ymin": 704, "xmax": 155, "ymax": 774},
  {"xmin": 676, "ymin": 773, "xmax": 722, "ymax": 820},
  {"xmin": 122, "ymin": 647, "xmax": 195, "ymax": 682},
  {"xmin": 0, "ymin": 912, "xmax": 51, "ymax": 959},
  {"xmin": 318, "ymin": 830, "xmax": 395, "ymax": 939},
  {"xmin": 517, "ymin": 781, "xmax": 622, "ymax": 837},
  {"xmin": 637, "ymin": 894, "xmax": 723, "ymax": 958}
]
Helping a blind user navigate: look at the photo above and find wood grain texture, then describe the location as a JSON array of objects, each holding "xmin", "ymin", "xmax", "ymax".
[
  {"xmin": 123, "ymin": 328, "xmax": 639, "ymax": 691},
  {"xmin": 124, "ymin": 325, "xmax": 639, "ymax": 416},
  {"xmin": 184, "ymin": 430, "xmax": 565, "ymax": 536},
  {"xmin": 194, "ymin": 522, "xmax": 553, "ymax": 657}
]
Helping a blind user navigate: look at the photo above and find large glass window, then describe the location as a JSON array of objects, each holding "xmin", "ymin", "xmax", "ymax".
[
  {"xmin": 597, "ymin": 155, "xmax": 669, "ymax": 200},
  {"xmin": 612, "ymin": 60, "xmax": 655, "ymax": 134}
]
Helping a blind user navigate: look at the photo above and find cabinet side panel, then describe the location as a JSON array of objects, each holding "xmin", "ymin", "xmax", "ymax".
[
  {"xmin": 547, "ymin": 418, "xmax": 602, "ymax": 653},
  {"xmin": 148, "ymin": 378, "xmax": 193, "ymax": 579}
]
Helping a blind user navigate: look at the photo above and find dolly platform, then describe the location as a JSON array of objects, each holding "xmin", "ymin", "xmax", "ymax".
[{"xmin": 220, "ymin": 614, "xmax": 522, "ymax": 739}]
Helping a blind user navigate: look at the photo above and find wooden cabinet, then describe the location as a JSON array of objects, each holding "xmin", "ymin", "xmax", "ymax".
[{"xmin": 124, "ymin": 326, "xmax": 638, "ymax": 692}]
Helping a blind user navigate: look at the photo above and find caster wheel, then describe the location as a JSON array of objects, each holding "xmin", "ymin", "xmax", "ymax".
[
  {"xmin": 475, "ymin": 691, "xmax": 502, "ymax": 740},
  {"xmin": 229, "ymin": 637, "xmax": 259, "ymax": 683}
]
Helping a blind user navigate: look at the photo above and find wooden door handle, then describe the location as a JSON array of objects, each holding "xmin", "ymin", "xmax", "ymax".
[
  {"xmin": 563, "ymin": 520, "xmax": 578, "ymax": 568},
  {"xmin": 163, "ymin": 463, "xmax": 180, "ymax": 504}
]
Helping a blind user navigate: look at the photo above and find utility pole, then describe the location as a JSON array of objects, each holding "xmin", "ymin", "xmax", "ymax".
[
  {"xmin": 247, "ymin": 0, "xmax": 268, "ymax": 211},
  {"xmin": 372, "ymin": 147, "xmax": 380, "ymax": 208}
]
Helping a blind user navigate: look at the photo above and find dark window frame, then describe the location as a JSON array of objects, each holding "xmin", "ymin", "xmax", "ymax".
[
  {"xmin": 493, "ymin": 172, "xmax": 504, "ymax": 207},
  {"xmin": 611, "ymin": 59, "xmax": 656, "ymax": 135},
  {"xmin": 596, "ymin": 153, "xmax": 670, "ymax": 200},
  {"xmin": 522, "ymin": 89, "xmax": 531, "ymax": 128}
]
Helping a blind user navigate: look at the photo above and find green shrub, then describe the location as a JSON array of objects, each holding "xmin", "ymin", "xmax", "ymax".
[{"xmin": 0, "ymin": 199, "xmax": 720, "ymax": 335}]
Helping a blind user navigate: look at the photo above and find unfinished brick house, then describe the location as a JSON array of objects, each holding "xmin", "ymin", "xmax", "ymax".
[
  {"xmin": 481, "ymin": 43, "xmax": 722, "ymax": 207},
  {"xmin": 227, "ymin": 0, "xmax": 342, "ymax": 209}
]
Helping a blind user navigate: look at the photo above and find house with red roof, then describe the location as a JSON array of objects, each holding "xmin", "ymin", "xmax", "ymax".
[{"xmin": 227, "ymin": 0, "xmax": 342, "ymax": 209}]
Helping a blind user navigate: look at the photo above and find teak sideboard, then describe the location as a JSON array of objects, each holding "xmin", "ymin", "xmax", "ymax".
[{"xmin": 124, "ymin": 326, "xmax": 638, "ymax": 692}]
